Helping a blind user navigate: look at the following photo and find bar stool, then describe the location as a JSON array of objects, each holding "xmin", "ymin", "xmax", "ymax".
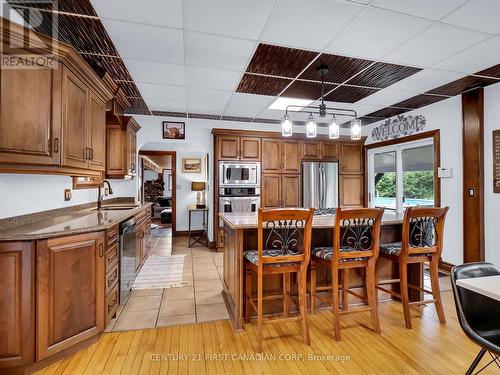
[
  {"xmin": 244, "ymin": 207, "xmax": 315, "ymax": 353},
  {"xmin": 377, "ymin": 207, "xmax": 449, "ymax": 329},
  {"xmin": 310, "ymin": 207, "xmax": 384, "ymax": 341}
]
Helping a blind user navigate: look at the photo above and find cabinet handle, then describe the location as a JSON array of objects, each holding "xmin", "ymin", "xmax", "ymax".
[
  {"xmin": 53, "ymin": 138, "xmax": 59, "ymax": 153},
  {"xmin": 99, "ymin": 243, "xmax": 104, "ymax": 257},
  {"xmin": 90, "ymin": 148, "xmax": 94, "ymax": 160},
  {"xmin": 85, "ymin": 147, "xmax": 90, "ymax": 160}
]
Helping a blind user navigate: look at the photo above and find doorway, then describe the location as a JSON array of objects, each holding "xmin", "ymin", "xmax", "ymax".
[{"xmin": 139, "ymin": 150, "xmax": 177, "ymax": 234}]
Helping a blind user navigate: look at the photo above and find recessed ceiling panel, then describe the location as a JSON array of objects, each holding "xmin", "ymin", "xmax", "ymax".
[
  {"xmin": 236, "ymin": 74, "xmax": 292, "ymax": 96},
  {"xmin": 282, "ymin": 80, "xmax": 337, "ymax": 100},
  {"xmin": 299, "ymin": 53, "xmax": 373, "ymax": 83},
  {"xmin": 476, "ymin": 64, "xmax": 500, "ymax": 79},
  {"xmin": 427, "ymin": 75, "xmax": 498, "ymax": 96},
  {"xmin": 324, "ymin": 85, "xmax": 379, "ymax": 103},
  {"xmin": 392, "ymin": 94, "xmax": 448, "ymax": 109},
  {"xmin": 347, "ymin": 62, "xmax": 421, "ymax": 88},
  {"xmin": 366, "ymin": 107, "xmax": 409, "ymax": 118}
]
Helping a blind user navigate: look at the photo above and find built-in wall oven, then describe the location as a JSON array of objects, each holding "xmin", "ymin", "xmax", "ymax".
[
  {"xmin": 219, "ymin": 161, "xmax": 260, "ymax": 187},
  {"xmin": 218, "ymin": 187, "xmax": 260, "ymax": 226}
]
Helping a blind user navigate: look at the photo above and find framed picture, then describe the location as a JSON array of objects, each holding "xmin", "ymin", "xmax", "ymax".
[
  {"xmin": 162, "ymin": 121, "xmax": 185, "ymax": 139},
  {"xmin": 182, "ymin": 158, "xmax": 202, "ymax": 173}
]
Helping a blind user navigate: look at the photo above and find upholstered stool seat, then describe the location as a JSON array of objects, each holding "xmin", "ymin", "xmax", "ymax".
[
  {"xmin": 244, "ymin": 250, "xmax": 299, "ymax": 267},
  {"xmin": 312, "ymin": 247, "xmax": 368, "ymax": 262},
  {"xmin": 379, "ymin": 242, "xmax": 432, "ymax": 257}
]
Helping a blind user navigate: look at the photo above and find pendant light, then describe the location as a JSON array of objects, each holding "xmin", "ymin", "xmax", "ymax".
[
  {"xmin": 281, "ymin": 113, "xmax": 292, "ymax": 137},
  {"xmin": 351, "ymin": 118, "xmax": 361, "ymax": 140},
  {"xmin": 329, "ymin": 114, "xmax": 339, "ymax": 139},
  {"xmin": 306, "ymin": 113, "xmax": 316, "ymax": 138}
]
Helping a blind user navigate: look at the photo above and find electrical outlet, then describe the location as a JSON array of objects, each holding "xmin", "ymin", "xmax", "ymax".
[{"xmin": 64, "ymin": 189, "xmax": 72, "ymax": 201}]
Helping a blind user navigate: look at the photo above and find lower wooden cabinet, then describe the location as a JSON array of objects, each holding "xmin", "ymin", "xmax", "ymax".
[
  {"xmin": 36, "ymin": 232, "xmax": 105, "ymax": 360},
  {"xmin": 0, "ymin": 242, "xmax": 34, "ymax": 369},
  {"xmin": 340, "ymin": 175, "xmax": 364, "ymax": 207},
  {"xmin": 262, "ymin": 174, "xmax": 281, "ymax": 208},
  {"xmin": 281, "ymin": 174, "xmax": 301, "ymax": 207}
]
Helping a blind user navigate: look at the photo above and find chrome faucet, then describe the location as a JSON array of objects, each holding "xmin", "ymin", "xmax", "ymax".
[{"xmin": 97, "ymin": 180, "xmax": 114, "ymax": 210}]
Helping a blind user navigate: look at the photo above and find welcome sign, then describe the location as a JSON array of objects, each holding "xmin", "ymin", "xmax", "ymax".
[{"xmin": 371, "ymin": 115, "xmax": 426, "ymax": 141}]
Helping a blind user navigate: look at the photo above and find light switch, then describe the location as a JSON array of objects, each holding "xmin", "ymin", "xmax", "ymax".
[{"xmin": 468, "ymin": 188, "xmax": 475, "ymax": 197}]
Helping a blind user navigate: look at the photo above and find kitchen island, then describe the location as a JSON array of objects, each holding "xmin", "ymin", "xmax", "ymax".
[{"xmin": 218, "ymin": 211, "xmax": 422, "ymax": 331}]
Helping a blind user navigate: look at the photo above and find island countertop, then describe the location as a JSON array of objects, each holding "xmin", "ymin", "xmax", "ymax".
[
  {"xmin": 0, "ymin": 202, "xmax": 153, "ymax": 241},
  {"xmin": 219, "ymin": 211, "xmax": 403, "ymax": 230}
]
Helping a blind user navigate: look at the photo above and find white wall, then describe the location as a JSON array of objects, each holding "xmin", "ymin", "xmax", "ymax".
[
  {"xmin": 363, "ymin": 96, "xmax": 464, "ymax": 265},
  {"xmin": 484, "ymin": 84, "xmax": 500, "ymax": 265}
]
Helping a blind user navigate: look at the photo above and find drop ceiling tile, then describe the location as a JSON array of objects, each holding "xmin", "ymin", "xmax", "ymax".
[
  {"xmin": 427, "ymin": 75, "xmax": 498, "ymax": 96},
  {"xmin": 185, "ymin": 32, "xmax": 256, "ymax": 72},
  {"xmin": 186, "ymin": 65, "xmax": 241, "ymax": 91},
  {"xmin": 146, "ymin": 99, "xmax": 187, "ymax": 112},
  {"xmin": 299, "ymin": 53, "xmax": 373, "ymax": 83},
  {"xmin": 325, "ymin": 6, "xmax": 431, "ymax": 60},
  {"xmin": 347, "ymin": 62, "xmax": 421, "ymax": 88},
  {"xmin": 187, "ymin": 102, "xmax": 226, "ymax": 115},
  {"xmin": 223, "ymin": 105, "xmax": 262, "ymax": 118},
  {"xmin": 92, "ymin": 0, "xmax": 183, "ymax": 28},
  {"xmin": 261, "ymin": 0, "xmax": 364, "ymax": 50},
  {"xmin": 356, "ymin": 88, "xmax": 415, "ymax": 106},
  {"xmin": 185, "ymin": 0, "xmax": 276, "ymax": 40},
  {"xmin": 324, "ymin": 85, "xmax": 379, "ymax": 103},
  {"xmin": 443, "ymin": 0, "xmax": 500, "ymax": 34},
  {"xmin": 124, "ymin": 59, "xmax": 185, "ymax": 86},
  {"xmin": 433, "ymin": 37, "xmax": 500, "ymax": 74},
  {"xmin": 371, "ymin": 0, "xmax": 467, "ymax": 21},
  {"xmin": 101, "ymin": 19, "xmax": 184, "ymax": 64},
  {"xmin": 226, "ymin": 93, "xmax": 276, "ymax": 108},
  {"xmin": 387, "ymin": 69, "xmax": 466, "ymax": 93},
  {"xmin": 255, "ymin": 108, "xmax": 285, "ymax": 120},
  {"xmin": 246, "ymin": 44, "xmax": 318, "ymax": 78},
  {"xmin": 367, "ymin": 107, "xmax": 410, "ymax": 118},
  {"xmin": 392, "ymin": 94, "xmax": 448, "ymax": 109},
  {"xmin": 384, "ymin": 23, "xmax": 489, "ymax": 67},
  {"xmin": 282, "ymin": 81, "xmax": 338, "ymax": 100},
  {"xmin": 236, "ymin": 74, "xmax": 292, "ymax": 96},
  {"xmin": 187, "ymin": 87, "xmax": 233, "ymax": 106},
  {"xmin": 137, "ymin": 82, "xmax": 186, "ymax": 101}
]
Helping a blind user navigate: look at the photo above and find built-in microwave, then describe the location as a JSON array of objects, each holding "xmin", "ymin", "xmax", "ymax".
[{"xmin": 219, "ymin": 161, "xmax": 260, "ymax": 187}]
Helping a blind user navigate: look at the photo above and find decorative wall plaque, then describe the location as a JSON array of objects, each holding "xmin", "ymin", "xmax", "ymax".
[
  {"xmin": 493, "ymin": 130, "xmax": 500, "ymax": 193},
  {"xmin": 371, "ymin": 114, "xmax": 426, "ymax": 142}
]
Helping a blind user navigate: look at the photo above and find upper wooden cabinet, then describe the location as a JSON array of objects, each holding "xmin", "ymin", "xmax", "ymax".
[
  {"xmin": 301, "ymin": 141, "xmax": 321, "ymax": 159},
  {"xmin": 0, "ymin": 242, "xmax": 34, "ymax": 370},
  {"xmin": 106, "ymin": 116, "xmax": 140, "ymax": 179},
  {"xmin": 217, "ymin": 136, "xmax": 261, "ymax": 161},
  {"xmin": 282, "ymin": 140, "xmax": 301, "ymax": 173},
  {"xmin": 0, "ymin": 19, "xmax": 113, "ymax": 176},
  {"xmin": 36, "ymin": 232, "xmax": 105, "ymax": 360},
  {"xmin": 339, "ymin": 143, "xmax": 364, "ymax": 174},
  {"xmin": 262, "ymin": 139, "xmax": 282, "ymax": 173},
  {"xmin": 321, "ymin": 142, "xmax": 339, "ymax": 160}
]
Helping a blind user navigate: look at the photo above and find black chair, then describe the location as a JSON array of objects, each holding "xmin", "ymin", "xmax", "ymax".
[{"xmin": 451, "ymin": 263, "xmax": 500, "ymax": 374}]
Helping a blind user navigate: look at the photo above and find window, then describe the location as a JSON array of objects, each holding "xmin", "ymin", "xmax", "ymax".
[{"xmin": 367, "ymin": 138, "xmax": 436, "ymax": 215}]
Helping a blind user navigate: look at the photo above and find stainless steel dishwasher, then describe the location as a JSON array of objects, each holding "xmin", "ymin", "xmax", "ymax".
[{"xmin": 119, "ymin": 218, "xmax": 137, "ymax": 304}]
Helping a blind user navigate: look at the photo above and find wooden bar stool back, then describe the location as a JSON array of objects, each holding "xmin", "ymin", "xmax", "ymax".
[
  {"xmin": 377, "ymin": 206, "xmax": 449, "ymax": 329},
  {"xmin": 244, "ymin": 208, "xmax": 315, "ymax": 352},
  {"xmin": 310, "ymin": 207, "xmax": 384, "ymax": 341}
]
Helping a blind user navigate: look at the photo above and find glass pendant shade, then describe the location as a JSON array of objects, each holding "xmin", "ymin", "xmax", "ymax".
[
  {"xmin": 306, "ymin": 113, "xmax": 317, "ymax": 138},
  {"xmin": 329, "ymin": 115, "xmax": 339, "ymax": 139},
  {"xmin": 281, "ymin": 114, "xmax": 293, "ymax": 137},
  {"xmin": 351, "ymin": 118, "xmax": 362, "ymax": 140}
]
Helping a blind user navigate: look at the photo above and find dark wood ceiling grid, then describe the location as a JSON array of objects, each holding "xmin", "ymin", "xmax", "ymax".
[
  {"xmin": 188, "ymin": 113, "xmax": 222, "ymax": 120},
  {"xmin": 236, "ymin": 74, "xmax": 293, "ymax": 96},
  {"xmin": 393, "ymin": 94, "xmax": 448, "ymax": 109},
  {"xmin": 151, "ymin": 111, "xmax": 187, "ymax": 117},
  {"xmin": 427, "ymin": 75, "xmax": 499, "ymax": 96},
  {"xmin": 346, "ymin": 62, "xmax": 421, "ymax": 88},
  {"xmin": 324, "ymin": 85, "xmax": 379, "ymax": 103},
  {"xmin": 10, "ymin": 0, "xmax": 98, "ymax": 15},
  {"xmin": 253, "ymin": 118, "xmax": 281, "ymax": 124},
  {"xmin": 366, "ymin": 107, "xmax": 410, "ymax": 118},
  {"xmin": 282, "ymin": 80, "xmax": 338, "ymax": 100},
  {"xmin": 299, "ymin": 53, "xmax": 374, "ymax": 83},
  {"xmin": 220, "ymin": 116, "xmax": 253, "ymax": 122},
  {"xmin": 475, "ymin": 64, "xmax": 500, "ymax": 79},
  {"xmin": 359, "ymin": 116, "xmax": 385, "ymax": 126}
]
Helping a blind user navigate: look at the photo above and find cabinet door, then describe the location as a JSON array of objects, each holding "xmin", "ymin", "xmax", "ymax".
[
  {"xmin": 282, "ymin": 174, "xmax": 301, "ymax": 207},
  {"xmin": 62, "ymin": 69, "xmax": 89, "ymax": 169},
  {"xmin": 262, "ymin": 174, "xmax": 281, "ymax": 208},
  {"xmin": 261, "ymin": 139, "xmax": 282, "ymax": 173},
  {"xmin": 37, "ymin": 232, "xmax": 105, "ymax": 360},
  {"xmin": 217, "ymin": 136, "xmax": 240, "ymax": 160},
  {"xmin": 340, "ymin": 175, "xmax": 364, "ymax": 207},
  {"xmin": 240, "ymin": 137, "xmax": 261, "ymax": 161},
  {"xmin": 321, "ymin": 142, "xmax": 339, "ymax": 160},
  {"xmin": 106, "ymin": 125, "xmax": 126, "ymax": 178},
  {"xmin": 340, "ymin": 143, "xmax": 363, "ymax": 174},
  {"xmin": 301, "ymin": 141, "xmax": 321, "ymax": 159},
  {"xmin": 87, "ymin": 94, "xmax": 106, "ymax": 171},
  {"xmin": 0, "ymin": 67, "xmax": 61, "ymax": 166},
  {"xmin": 282, "ymin": 140, "xmax": 301, "ymax": 173},
  {"xmin": 0, "ymin": 242, "xmax": 34, "ymax": 369}
]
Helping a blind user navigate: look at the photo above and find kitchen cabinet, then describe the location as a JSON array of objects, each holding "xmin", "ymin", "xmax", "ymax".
[
  {"xmin": 262, "ymin": 174, "xmax": 282, "ymax": 208},
  {"xmin": 36, "ymin": 232, "xmax": 105, "ymax": 360},
  {"xmin": 262, "ymin": 139, "xmax": 282, "ymax": 173},
  {"xmin": 281, "ymin": 174, "xmax": 301, "ymax": 207},
  {"xmin": 301, "ymin": 140, "xmax": 321, "ymax": 159},
  {"xmin": 217, "ymin": 136, "xmax": 261, "ymax": 161},
  {"xmin": 106, "ymin": 116, "xmax": 141, "ymax": 179},
  {"xmin": 340, "ymin": 143, "xmax": 364, "ymax": 174},
  {"xmin": 282, "ymin": 140, "xmax": 301, "ymax": 173},
  {"xmin": 340, "ymin": 175, "xmax": 364, "ymax": 207},
  {"xmin": 0, "ymin": 242, "xmax": 34, "ymax": 369},
  {"xmin": 321, "ymin": 141, "xmax": 339, "ymax": 160},
  {"xmin": 88, "ymin": 93, "xmax": 107, "ymax": 171}
]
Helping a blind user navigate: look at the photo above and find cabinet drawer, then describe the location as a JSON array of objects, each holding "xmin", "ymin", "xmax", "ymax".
[
  {"xmin": 105, "ymin": 244, "xmax": 118, "ymax": 272},
  {"xmin": 107, "ymin": 226, "xmax": 119, "ymax": 247},
  {"xmin": 106, "ymin": 283, "xmax": 118, "ymax": 324},
  {"xmin": 105, "ymin": 262, "xmax": 119, "ymax": 295}
]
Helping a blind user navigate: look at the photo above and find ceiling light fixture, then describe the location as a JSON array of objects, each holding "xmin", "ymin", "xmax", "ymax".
[{"xmin": 279, "ymin": 65, "xmax": 361, "ymax": 140}]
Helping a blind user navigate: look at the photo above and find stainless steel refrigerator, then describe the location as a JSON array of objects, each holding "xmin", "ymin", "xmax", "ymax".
[{"xmin": 302, "ymin": 161, "xmax": 339, "ymax": 209}]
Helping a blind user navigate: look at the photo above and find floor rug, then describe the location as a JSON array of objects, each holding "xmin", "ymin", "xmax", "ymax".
[{"xmin": 132, "ymin": 255, "xmax": 188, "ymax": 289}]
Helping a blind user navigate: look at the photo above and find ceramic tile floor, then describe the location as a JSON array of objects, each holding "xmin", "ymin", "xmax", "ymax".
[{"xmin": 108, "ymin": 228, "xmax": 227, "ymax": 332}]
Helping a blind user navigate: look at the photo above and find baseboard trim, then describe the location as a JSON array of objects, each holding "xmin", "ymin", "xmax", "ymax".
[{"xmin": 208, "ymin": 241, "xmax": 216, "ymax": 249}]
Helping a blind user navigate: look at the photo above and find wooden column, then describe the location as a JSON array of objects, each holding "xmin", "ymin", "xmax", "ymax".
[{"xmin": 462, "ymin": 88, "xmax": 484, "ymax": 263}]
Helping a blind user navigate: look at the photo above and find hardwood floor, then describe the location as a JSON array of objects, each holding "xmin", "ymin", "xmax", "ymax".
[{"xmin": 34, "ymin": 291, "xmax": 497, "ymax": 374}]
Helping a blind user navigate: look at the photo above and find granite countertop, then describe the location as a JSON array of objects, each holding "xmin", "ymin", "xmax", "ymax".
[
  {"xmin": 219, "ymin": 211, "xmax": 404, "ymax": 230},
  {"xmin": 0, "ymin": 202, "xmax": 153, "ymax": 241}
]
